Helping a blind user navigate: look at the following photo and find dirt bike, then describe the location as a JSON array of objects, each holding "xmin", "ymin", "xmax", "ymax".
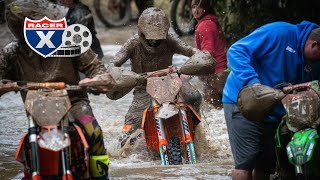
[
  {"xmin": 93, "ymin": 0, "xmax": 195, "ymax": 36},
  {"xmin": 140, "ymin": 66, "xmax": 202, "ymax": 165},
  {"xmin": 94, "ymin": 0, "xmax": 132, "ymax": 27},
  {"xmin": 273, "ymin": 80, "xmax": 320, "ymax": 180},
  {"xmin": 0, "ymin": 81, "xmax": 101, "ymax": 179},
  {"xmin": 80, "ymin": 51, "xmax": 214, "ymax": 165},
  {"xmin": 170, "ymin": 0, "xmax": 196, "ymax": 36}
]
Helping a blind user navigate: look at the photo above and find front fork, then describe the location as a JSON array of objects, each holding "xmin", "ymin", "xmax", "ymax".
[
  {"xmin": 153, "ymin": 100, "xmax": 170, "ymax": 165},
  {"xmin": 27, "ymin": 116, "xmax": 73, "ymax": 180},
  {"xmin": 155, "ymin": 117, "xmax": 170, "ymax": 165},
  {"xmin": 61, "ymin": 118, "xmax": 73, "ymax": 180},
  {"xmin": 178, "ymin": 106, "xmax": 196, "ymax": 164},
  {"xmin": 27, "ymin": 115, "xmax": 41, "ymax": 180}
]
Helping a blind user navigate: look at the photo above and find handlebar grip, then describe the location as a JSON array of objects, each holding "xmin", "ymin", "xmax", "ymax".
[
  {"xmin": 283, "ymin": 81, "xmax": 316, "ymax": 93},
  {"xmin": 145, "ymin": 67, "xmax": 179, "ymax": 78},
  {"xmin": 26, "ymin": 82, "xmax": 66, "ymax": 90}
]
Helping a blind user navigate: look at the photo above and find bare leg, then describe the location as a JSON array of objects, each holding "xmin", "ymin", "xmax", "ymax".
[
  {"xmin": 253, "ymin": 169, "xmax": 270, "ymax": 180},
  {"xmin": 232, "ymin": 169, "xmax": 252, "ymax": 180}
]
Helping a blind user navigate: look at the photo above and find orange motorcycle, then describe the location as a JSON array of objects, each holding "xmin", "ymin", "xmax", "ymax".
[
  {"xmin": 141, "ymin": 67, "xmax": 201, "ymax": 165},
  {"xmin": 83, "ymin": 50, "xmax": 215, "ymax": 165},
  {"xmin": 0, "ymin": 81, "xmax": 100, "ymax": 179}
]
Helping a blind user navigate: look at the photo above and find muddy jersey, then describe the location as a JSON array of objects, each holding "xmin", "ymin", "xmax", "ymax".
[
  {"xmin": 0, "ymin": 42, "xmax": 106, "ymax": 101},
  {"xmin": 111, "ymin": 33, "xmax": 196, "ymax": 74}
]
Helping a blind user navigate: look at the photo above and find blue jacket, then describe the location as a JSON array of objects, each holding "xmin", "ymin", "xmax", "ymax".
[{"xmin": 222, "ymin": 21, "xmax": 320, "ymax": 122}]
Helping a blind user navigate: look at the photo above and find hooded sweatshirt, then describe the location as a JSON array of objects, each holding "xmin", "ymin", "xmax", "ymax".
[
  {"xmin": 223, "ymin": 21, "xmax": 320, "ymax": 122},
  {"xmin": 195, "ymin": 14, "xmax": 228, "ymax": 74}
]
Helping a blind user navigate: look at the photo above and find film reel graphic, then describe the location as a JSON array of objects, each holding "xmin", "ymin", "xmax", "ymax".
[{"xmin": 51, "ymin": 24, "xmax": 92, "ymax": 57}]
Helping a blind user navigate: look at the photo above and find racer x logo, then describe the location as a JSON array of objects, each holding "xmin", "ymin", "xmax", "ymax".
[
  {"xmin": 24, "ymin": 17, "xmax": 66, "ymax": 58},
  {"xmin": 35, "ymin": 31, "xmax": 55, "ymax": 48}
]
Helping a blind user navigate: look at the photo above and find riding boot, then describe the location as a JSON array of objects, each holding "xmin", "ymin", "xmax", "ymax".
[
  {"xmin": 90, "ymin": 155, "xmax": 110, "ymax": 180},
  {"xmin": 118, "ymin": 124, "xmax": 143, "ymax": 148}
]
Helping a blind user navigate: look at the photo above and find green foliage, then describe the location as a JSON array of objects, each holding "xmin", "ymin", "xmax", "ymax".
[{"xmin": 215, "ymin": 0, "xmax": 320, "ymax": 45}]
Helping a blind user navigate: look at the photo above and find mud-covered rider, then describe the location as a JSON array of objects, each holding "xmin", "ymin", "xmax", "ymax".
[
  {"xmin": 108, "ymin": 7, "xmax": 204, "ymax": 148},
  {"xmin": 2, "ymin": 0, "xmax": 109, "ymax": 179}
]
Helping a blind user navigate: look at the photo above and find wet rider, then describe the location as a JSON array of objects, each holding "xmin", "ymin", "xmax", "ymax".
[
  {"xmin": 108, "ymin": 7, "xmax": 203, "ymax": 148},
  {"xmin": 3, "ymin": 0, "xmax": 109, "ymax": 179}
]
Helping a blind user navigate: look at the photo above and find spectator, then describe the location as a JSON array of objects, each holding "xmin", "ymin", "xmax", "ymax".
[{"xmin": 192, "ymin": 0, "xmax": 228, "ymax": 109}]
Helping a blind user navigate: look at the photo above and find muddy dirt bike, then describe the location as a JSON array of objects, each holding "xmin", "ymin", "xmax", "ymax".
[
  {"xmin": 0, "ymin": 81, "xmax": 103, "ymax": 179},
  {"xmin": 272, "ymin": 80, "xmax": 320, "ymax": 180},
  {"xmin": 81, "ymin": 51, "xmax": 214, "ymax": 165},
  {"xmin": 140, "ymin": 66, "xmax": 202, "ymax": 165},
  {"xmin": 93, "ymin": 0, "xmax": 196, "ymax": 36}
]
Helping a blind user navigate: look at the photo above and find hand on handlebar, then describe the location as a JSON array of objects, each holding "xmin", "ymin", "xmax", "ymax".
[
  {"xmin": 0, "ymin": 80, "xmax": 19, "ymax": 96},
  {"xmin": 79, "ymin": 73, "xmax": 116, "ymax": 94}
]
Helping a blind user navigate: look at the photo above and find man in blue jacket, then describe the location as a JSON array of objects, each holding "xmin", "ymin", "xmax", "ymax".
[{"xmin": 222, "ymin": 21, "xmax": 320, "ymax": 179}]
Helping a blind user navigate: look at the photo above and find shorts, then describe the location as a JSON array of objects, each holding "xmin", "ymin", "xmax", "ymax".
[{"xmin": 223, "ymin": 103, "xmax": 279, "ymax": 173}]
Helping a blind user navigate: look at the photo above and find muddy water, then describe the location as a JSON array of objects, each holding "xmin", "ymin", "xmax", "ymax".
[{"xmin": 0, "ymin": 45, "xmax": 233, "ymax": 179}]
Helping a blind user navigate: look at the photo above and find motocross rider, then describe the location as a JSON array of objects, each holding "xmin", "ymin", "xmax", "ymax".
[
  {"xmin": 109, "ymin": 7, "xmax": 205, "ymax": 148},
  {"xmin": 61, "ymin": 0, "xmax": 104, "ymax": 60},
  {"xmin": 2, "ymin": 0, "xmax": 109, "ymax": 179}
]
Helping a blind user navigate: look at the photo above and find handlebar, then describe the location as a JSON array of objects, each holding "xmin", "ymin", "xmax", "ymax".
[
  {"xmin": 141, "ymin": 66, "xmax": 180, "ymax": 79},
  {"xmin": 283, "ymin": 81, "xmax": 319, "ymax": 94},
  {"xmin": 0, "ymin": 80, "xmax": 98, "ymax": 93}
]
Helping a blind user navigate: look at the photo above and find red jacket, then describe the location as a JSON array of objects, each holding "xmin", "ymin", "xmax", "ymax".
[{"xmin": 195, "ymin": 15, "xmax": 228, "ymax": 74}]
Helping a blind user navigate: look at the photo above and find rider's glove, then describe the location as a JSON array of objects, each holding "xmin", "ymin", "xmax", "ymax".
[
  {"xmin": 237, "ymin": 83, "xmax": 286, "ymax": 121},
  {"xmin": 0, "ymin": 80, "xmax": 18, "ymax": 97},
  {"xmin": 180, "ymin": 50, "xmax": 216, "ymax": 75}
]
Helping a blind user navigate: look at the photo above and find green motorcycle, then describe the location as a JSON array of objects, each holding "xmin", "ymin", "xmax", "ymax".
[{"xmin": 274, "ymin": 80, "xmax": 320, "ymax": 180}]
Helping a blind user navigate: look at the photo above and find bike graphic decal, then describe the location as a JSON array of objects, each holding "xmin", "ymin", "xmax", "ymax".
[{"xmin": 156, "ymin": 117, "xmax": 169, "ymax": 165}]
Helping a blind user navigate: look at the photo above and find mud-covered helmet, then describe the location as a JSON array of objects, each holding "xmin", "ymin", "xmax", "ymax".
[
  {"xmin": 5, "ymin": 0, "xmax": 68, "ymax": 42},
  {"xmin": 137, "ymin": 7, "xmax": 170, "ymax": 40}
]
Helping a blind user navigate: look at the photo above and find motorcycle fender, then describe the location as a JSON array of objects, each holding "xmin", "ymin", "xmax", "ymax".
[
  {"xmin": 141, "ymin": 108, "xmax": 149, "ymax": 129},
  {"xmin": 25, "ymin": 90, "xmax": 71, "ymax": 127},
  {"xmin": 186, "ymin": 105, "xmax": 201, "ymax": 125},
  {"xmin": 286, "ymin": 128, "xmax": 319, "ymax": 165},
  {"xmin": 155, "ymin": 102, "xmax": 179, "ymax": 119}
]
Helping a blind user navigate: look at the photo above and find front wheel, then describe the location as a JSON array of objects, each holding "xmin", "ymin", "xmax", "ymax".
[
  {"xmin": 94, "ymin": 0, "xmax": 131, "ymax": 27},
  {"xmin": 168, "ymin": 137, "xmax": 182, "ymax": 165},
  {"xmin": 170, "ymin": 0, "xmax": 196, "ymax": 36}
]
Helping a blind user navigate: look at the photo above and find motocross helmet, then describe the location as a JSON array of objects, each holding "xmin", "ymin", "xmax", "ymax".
[
  {"xmin": 138, "ymin": 7, "xmax": 169, "ymax": 47},
  {"xmin": 6, "ymin": 0, "xmax": 68, "ymax": 42}
]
